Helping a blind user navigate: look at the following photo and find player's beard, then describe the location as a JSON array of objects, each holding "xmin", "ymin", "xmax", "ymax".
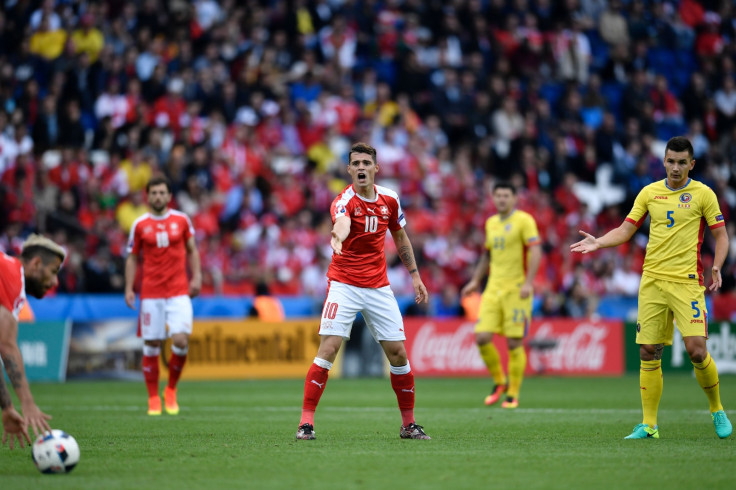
[
  {"xmin": 25, "ymin": 274, "xmax": 49, "ymax": 299},
  {"xmin": 151, "ymin": 202, "xmax": 167, "ymax": 214}
]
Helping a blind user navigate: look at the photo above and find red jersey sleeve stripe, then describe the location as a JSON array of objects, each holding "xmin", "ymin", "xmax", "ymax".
[
  {"xmin": 625, "ymin": 212, "xmax": 648, "ymax": 228},
  {"xmin": 709, "ymin": 221, "xmax": 726, "ymax": 229}
]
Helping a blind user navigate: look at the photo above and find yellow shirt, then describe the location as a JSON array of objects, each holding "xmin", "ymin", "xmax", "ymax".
[
  {"xmin": 116, "ymin": 201, "xmax": 149, "ymax": 233},
  {"xmin": 626, "ymin": 178, "xmax": 725, "ymax": 285},
  {"xmin": 119, "ymin": 159, "xmax": 153, "ymax": 193},
  {"xmin": 71, "ymin": 28, "xmax": 105, "ymax": 62},
  {"xmin": 485, "ymin": 210, "xmax": 540, "ymax": 287},
  {"xmin": 29, "ymin": 30, "xmax": 68, "ymax": 60}
]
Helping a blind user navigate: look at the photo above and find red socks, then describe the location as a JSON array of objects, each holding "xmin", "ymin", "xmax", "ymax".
[
  {"xmin": 167, "ymin": 353, "xmax": 187, "ymax": 389},
  {"xmin": 300, "ymin": 363, "xmax": 330, "ymax": 426},
  {"xmin": 299, "ymin": 361, "xmax": 416, "ymax": 428},
  {"xmin": 142, "ymin": 355, "xmax": 160, "ymax": 398},
  {"xmin": 391, "ymin": 371, "xmax": 416, "ymax": 427}
]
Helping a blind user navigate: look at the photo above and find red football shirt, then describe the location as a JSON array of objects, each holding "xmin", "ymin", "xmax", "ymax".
[
  {"xmin": 126, "ymin": 210, "xmax": 194, "ymax": 299},
  {"xmin": 0, "ymin": 252, "xmax": 25, "ymax": 321},
  {"xmin": 327, "ymin": 184, "xmax": 405, "ymax": 288}
]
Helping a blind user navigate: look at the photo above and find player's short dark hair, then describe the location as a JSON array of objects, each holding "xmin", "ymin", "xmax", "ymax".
[
  {"xmin": 493, "ymin": 181, "xmax": 516, "ymax": 194},
  {"xmin": 349, "ymin": 142, "xmax": 377, "ymax": 164},
  {"xmin": 664, "ymin": 136, "xmax": 694, "ymax": 158},
  {"xmin": 21, "ymin": 234, "xmax": 66, "ymax": 264},
  {"xmin": 146, "ymin": 175, "xmax": 172, "ymax": 193}
]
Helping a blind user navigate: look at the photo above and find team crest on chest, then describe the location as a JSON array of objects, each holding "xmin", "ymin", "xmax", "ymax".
[
  {"xmin": 353, "ymin": 207, "xmax": 363, "ymax": 217},
  {"xmin": 679, "ymin": 193, "xmax": 692, "ymax": 203},
  {"xmin": 505, "ymin": 224, "xmax": 512, "ymax": 232},
  {"xmin": 380, "ymin": 205, "xmax": 389, "ymax": 216},
  {"xmin": 171, "ymin": 223, "xmax": 178, "ymax": 231}
]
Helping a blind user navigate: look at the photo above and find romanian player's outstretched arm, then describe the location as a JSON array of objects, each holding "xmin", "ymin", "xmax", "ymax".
[
  {"xmin": 330, "ymin": 215, "xmax": 351, "ymax": 255},
  {"xmin": 569, "ymin": 221, "xmax": 638, "ymax": 254},
  {"xmin": 124, "ymin": 252, "xmax": 138, "ymax": 309},
  {"xmin": 709, "ymin": 225, "xmax": 729, "ymax": 291},
  {"xmin": 391, "ymin": 228, "xmax": 428, "ymax": 304},
  {"xmin": 0, "ymin": 306, "xmax": 50, "ymax": 437},
  {"xmin": 186, "ymin": 236, "xmax": 202, "ymax": 298}
]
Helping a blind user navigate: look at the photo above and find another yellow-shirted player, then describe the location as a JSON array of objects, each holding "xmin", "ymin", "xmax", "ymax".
[
  {"xmin": 571, "ymin": 136, "xmax": 732, "ymax": 439},
  {"xmin": 461, "ymin": 182, "xmax": 541, "ymax": 409}
]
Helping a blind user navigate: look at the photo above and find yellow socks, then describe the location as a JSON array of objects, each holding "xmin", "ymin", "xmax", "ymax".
[
  {"xmin": 692, "ymin": 353, "xmax": 723, "ymax": 413},
  {"xmin": 478, "ymin": 342, "xmax": 506, "ymax": 385},
  {"xmin": 507, "ymin": 346, "xmax": 526, "ymax": 399},
  {"xmin": 640, "ymin": 359, "xmax": 663, "ymax": 427}
]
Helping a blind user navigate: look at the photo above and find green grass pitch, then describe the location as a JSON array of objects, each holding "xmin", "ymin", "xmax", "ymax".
[{"xmin": 1, "ymin": 375, "xmax": 734, "ymax": 489}]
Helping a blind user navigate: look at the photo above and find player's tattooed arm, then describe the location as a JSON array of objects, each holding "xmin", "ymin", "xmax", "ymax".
[
  {"xmin": 0, "ymin": 362, "xmax": 12, "ymax": 410},
  {"xmin": 3, "ymin": 356, "xmax": 24, "ymax": 393},
  {"xmin": 0, "ymin": 309, "xmax": 32, "ymax": 405},
  {"xmin": 391, "ymin": 227, "xmax": 418, "ymax": 273},
  {"xmin": 397, "ymin": 244, "xmax": 418, "ymax": 272}
]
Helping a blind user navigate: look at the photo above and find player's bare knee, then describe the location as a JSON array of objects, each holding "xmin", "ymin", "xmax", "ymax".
[
  {"xmin": 639, "ymin": 344, "xmax": 663, "ymax": 361},
  {"xmin": 386, "ymin": 351, "xmax": 408, "ymax": 366},
  {"xmin": 316, "ymin": 336, "xmax": 342, "ymax": 362},
  {"xmin": 171, "ymin": 333, "xmax": 188, "ymax": 350},
  {"xmin": 380, "ymin": 341, "xmax": 407, "ymax": 365},
  {"xmin": 687, "ymin": 347, "xmax": 708, "ymax": 364},
  {"xmin": 507, "ymin": 337, "xmax": 523, "ymax": 350},
  {"xmin": 475, "ymin": 333, "xmax": 493, "ymax": 346},
  {"xmin": 172, "ymin": 339, "xmax": 188, "ymax": 350}
]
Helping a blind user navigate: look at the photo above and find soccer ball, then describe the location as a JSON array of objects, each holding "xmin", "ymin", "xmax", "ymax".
[{"xmin": 31, "ymin": 430, "xmax": 80, "ymax": 474}]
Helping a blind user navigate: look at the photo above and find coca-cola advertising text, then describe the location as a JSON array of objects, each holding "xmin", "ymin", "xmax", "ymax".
[{"xmin": 405, "ymin": 318, "xmax": 624, "ymax": 377}]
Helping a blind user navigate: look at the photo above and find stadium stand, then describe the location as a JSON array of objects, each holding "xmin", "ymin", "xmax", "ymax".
[{"xmin": 0, "ymin": 0, "xmax": 735, "ymax": 317}]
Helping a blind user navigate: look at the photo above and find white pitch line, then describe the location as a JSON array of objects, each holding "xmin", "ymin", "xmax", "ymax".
[{"xmin": 49, "ymin": 405, "xmax": 709, "ymax": 415}]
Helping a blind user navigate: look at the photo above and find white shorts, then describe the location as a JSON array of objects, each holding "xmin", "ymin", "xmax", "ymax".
[
  {"xmin": 319, "ymin": 280, "xmax": 405, "ymax": 342},
  {"xmin": 139, "ymin": 295, "xmax": 193, "ymax": 340}
]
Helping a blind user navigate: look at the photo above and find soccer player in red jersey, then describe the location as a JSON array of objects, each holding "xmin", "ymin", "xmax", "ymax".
[
  {"xmin": 296, "ymin": 142, "xmax": 431, "ymax": 440},
  {"xmin": 1, "ymin": 234, "xmax": 66, "ymax": 449},
  {"xmin": 125, "ymin": 176, "xmax": 201, "ymax": 416}
]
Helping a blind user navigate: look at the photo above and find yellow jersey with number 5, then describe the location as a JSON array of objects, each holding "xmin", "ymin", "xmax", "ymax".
[
  {"xmin": 485, "ymin": 210, "xmax": 540, "ymax": 287},
  {"xmin": 625, "ymin": 178, "xmax": 725, "ymax": 285}
]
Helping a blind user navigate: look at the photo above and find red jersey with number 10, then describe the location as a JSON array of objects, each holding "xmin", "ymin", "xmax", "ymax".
[
  {"xmin": 327, "ymin": 184, "xmax": 406, "ymax": 289},
  {"xmin": 0, "ymin": 252, "xmax": 25, "ymax": 321},
  {"xmin": 127, "ymin": 210, "xmax": 194, "ymax": 299}
]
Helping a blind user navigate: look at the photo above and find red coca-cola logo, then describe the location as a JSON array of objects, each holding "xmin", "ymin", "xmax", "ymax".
[
  {"xmin": 528, "ymin": 321, "xmax": 611, "ymax": 372},
  {"xmin": 410, "ymin": 322, "xmax": 484, "ymax": 373},
  {"xmin": 404, "ymin": 318, "xmax": 623, "ymax": 377}
]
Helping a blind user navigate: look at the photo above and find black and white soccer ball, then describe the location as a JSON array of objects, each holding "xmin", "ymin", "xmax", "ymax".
[{"xmin": 31, "ymin": 429, "xmax": 80, "ymax": 474}]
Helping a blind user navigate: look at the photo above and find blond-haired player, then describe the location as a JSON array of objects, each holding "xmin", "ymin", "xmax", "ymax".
[{"xmin": 1, "ymin": 234, "xmax": 66, "ymax": 449}]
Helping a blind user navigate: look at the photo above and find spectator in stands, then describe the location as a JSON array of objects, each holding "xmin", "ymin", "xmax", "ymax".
[
  {"xmin": 32, "ymin": 95, "xmax": 60, "ymax": 154},
  {"xmin": 249, "ymin": 281, "xmax": 285, "ymax": 322},
  {"xmin": 715, "ymin": 76, "xmax": 736, "ymax": 133},
  {"xmin": 71, "ymin": 14, "xmax": 105, "ymax": 63},
  {"xmin": 115, "ymin": 190, "xmax": 148, "ymax": 234},
  {"xmin": 598, "ymin": 0, "xmax": 629, "ymax": 48},
  {"xmin": 29, "ymin": 15, "xmax": 66, "ymax": 62}
]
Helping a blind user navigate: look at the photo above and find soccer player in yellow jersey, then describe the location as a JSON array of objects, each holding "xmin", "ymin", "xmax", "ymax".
[
  {"xmin": 461, "ymin": 182, "xmax": 541, "ymax": 409},
  {"xmin": 571, "ymin": 136, "xmax": 732, "ymax": 439}
]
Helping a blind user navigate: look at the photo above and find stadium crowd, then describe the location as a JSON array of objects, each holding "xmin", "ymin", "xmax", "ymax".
[{"xmin": 1, "ymin": 0, "xmax": 736, "ymax": 317}]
